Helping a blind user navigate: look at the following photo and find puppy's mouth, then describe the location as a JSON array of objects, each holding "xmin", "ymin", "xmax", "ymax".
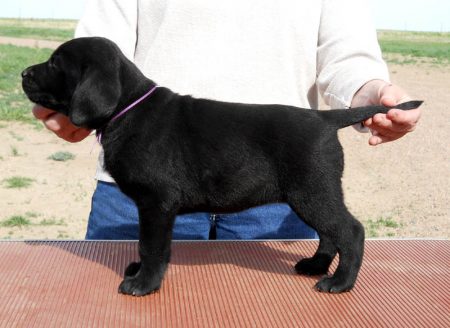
[
  {"xmin": 22, "ymin": 77, "xmax": 38, "ymax": 93},
  {"xmin": 22, "ymin": 81, "xmax": 67, "ymax": 113},
  {"xmin": 22, "ymin": 78, "xmax": 45, "ymax": 101}
]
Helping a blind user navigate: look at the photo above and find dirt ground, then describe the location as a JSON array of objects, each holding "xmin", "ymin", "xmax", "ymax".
[{"xmin": 0, "ymin": 63, "xmax": 449, "ymax": 240}]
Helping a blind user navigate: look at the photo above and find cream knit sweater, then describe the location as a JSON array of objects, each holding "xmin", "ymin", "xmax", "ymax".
[{"xmin": 76, "ymin": 0, "xmax": 390, "ymax": 182}]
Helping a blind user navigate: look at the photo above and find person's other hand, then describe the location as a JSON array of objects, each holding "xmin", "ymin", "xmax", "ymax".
[
  {"xmin": 32, "ymin": 105, "xmax": 92, "ymax": 143},
  {"xmin": 351, "ymin": 80, "xmax": 422, "ymax": 146}
]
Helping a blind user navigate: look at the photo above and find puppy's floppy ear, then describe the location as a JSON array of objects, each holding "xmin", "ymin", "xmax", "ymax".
[{"xmin": 69, "ymin": 67, "xmax": 121, "ymax": 128}]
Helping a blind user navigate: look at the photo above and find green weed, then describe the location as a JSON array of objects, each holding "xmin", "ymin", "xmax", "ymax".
[
  {"xmin": 0, "ymin": 211, "xmax": 66, "ymax": 230},
  {"xmin": 1, "ymin": 216, "xmax": 31, "ymax": 227},
  {"xmin": 39, "ymin": 218, "xmax": 65, "ymax": 226},
  {"xmin": 365, "ymin": 216, "xmax": 402, "ymax": 238},
  {"xmin": 48, "ymin": 151, "xmax": 75, "ymax": 162},
  {"xmin": 10, "ymin": 145, "xmax": 19, "ymax": 156},
  {"xmin": 2, "ymin": 176, "xmax": 34, "ymax": 189}
]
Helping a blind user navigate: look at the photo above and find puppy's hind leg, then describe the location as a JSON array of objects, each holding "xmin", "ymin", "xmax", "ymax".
[
  {"xmin": 294, "ymin": 236, "xmax": 337, "ymax": 276},
  {"xmin": 118, "ymin": 203, "xmax": 176, "ymax": 296},
  {"xmin": 287, "ymin": 186, "xmax": 364, "ymax": 293}
]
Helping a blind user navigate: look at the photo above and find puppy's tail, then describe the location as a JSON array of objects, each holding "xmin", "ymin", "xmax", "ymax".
[{"xmin": 320, "ymin": 100, "xmax": 423, "ymax": 129}]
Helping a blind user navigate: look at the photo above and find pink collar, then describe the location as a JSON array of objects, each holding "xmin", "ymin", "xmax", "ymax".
[{"xmin": 96, "ymin": 85, "xmax": 159, "ymax": 144}]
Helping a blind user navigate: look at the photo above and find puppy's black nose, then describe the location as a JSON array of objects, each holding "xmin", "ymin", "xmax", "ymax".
[{"xmin": 21, "ymin": 68, "xmax": 34, "ymax": 78}]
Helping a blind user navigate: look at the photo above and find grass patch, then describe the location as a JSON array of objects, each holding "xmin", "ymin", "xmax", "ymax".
[
  {"xmin": 0, "ymin": 25, "xmax": 73, "ymax": 41},
  {"xmin": 1, "ymin": 216, "xmax": 31, "ymax": 227},
  {"xmin": 0, "ymin": 212, "xmax": 66, "ymax": 230},
  {"xmin": 378, "ymin": 30, "xmax": 450, "ymax": 64},
  {"xmin": 48, "ymin": 151, "xmax": 75, "ymax": 162},
  {"xmin": 9, "ymin": 131, "xmax": 24, "ymax": 141},
  {"xmin": 365, "ymin": 216, "xmax": 402, "ymax": 238},
  {"xmin": 0, "ymin": 44, "xmax": 53, "ymax": 123},
  {"xmin": 0, "ymin": 18, "xmax": 75, "ymax": 41},
  {"xmin": 39, "ymin": 218, "xmax": 65, "ymax": 226},
  {"xmin": 2, "ymin": 176, "xmax": 34, "ymax": 189},
  {"xmin": 10, "ymin": 146, "xmax": 19, "ymax": 156}
]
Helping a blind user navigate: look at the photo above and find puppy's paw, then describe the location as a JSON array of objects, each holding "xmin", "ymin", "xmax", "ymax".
[
  {"xmin": 314, "ymin": 275, "xmax": 354, "ymax": 293},
  {"xmin": 118, "ymin": 272, "xmax": 161, "ymax": 297},
  {"xmin": 124, "ymin": 261, "xmax": 141, "ymax": 277},
  {"xmin": 295, "ymin": 256, "xmax": 330, "ymax": 276}
]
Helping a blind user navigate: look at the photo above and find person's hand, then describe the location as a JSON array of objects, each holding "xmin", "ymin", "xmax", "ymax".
[
  {"xmin": 32, "ymin": 105, "xmax": 92, "ymax": 143},
  {"xmin": 351, "ymin": 80, "xmax": 422, "ymax": 146}
]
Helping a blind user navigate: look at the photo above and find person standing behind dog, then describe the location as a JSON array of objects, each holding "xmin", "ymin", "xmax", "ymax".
[{"xmin": 33, "ymin": 0, "xmax": 421, "ymax": 240}]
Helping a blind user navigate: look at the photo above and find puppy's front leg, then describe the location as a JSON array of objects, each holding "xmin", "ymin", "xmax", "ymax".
[{"xmin": 119, "ymin": 205, "xmax": 175, "ymax": 296}]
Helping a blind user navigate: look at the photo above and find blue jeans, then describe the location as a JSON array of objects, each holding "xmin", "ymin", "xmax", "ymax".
[{"xmin": 86, "ymin": 181, "xmax": 317, "ymax": 240}]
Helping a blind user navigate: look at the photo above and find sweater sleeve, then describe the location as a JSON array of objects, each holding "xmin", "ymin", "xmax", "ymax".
[
  {"xmin": 75, "ymin": 0, "xmax": 138, "ymax": 61},
  {"xmin": 316, "ymin": 0, "xmax": 390, "ymax": 109}
]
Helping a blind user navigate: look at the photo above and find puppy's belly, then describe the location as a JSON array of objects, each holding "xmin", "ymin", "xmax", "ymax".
[{"xmin": 188, "ymin": 167, "xmax": 282, "ymax": 213}]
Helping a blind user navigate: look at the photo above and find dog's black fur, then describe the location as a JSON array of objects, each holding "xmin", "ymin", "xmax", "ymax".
[{"xmin": 22, "ymin": 37, "xmax": 422, "ymax": 296}]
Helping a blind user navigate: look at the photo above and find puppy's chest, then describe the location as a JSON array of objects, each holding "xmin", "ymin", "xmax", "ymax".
[{"xmin": 101, "ymin": 138, "xmax": 180, "ymax": 183}]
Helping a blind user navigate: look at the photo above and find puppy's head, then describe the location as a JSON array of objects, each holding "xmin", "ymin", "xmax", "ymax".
[{"xmin": 22, "ymin": 37, "xmax": 137, "ymax": 129}]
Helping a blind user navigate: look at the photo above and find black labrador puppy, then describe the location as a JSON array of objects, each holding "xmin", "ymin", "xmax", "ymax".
[{"xmin": 22, "ymin": 37, "xmax": 422, "ymax": 296}]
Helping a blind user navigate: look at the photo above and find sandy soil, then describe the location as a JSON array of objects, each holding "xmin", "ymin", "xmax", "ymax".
[
  {"xmin": 0, "ymin": 36, "xmax": 61, "ymax": 49},
  {"xmin": 0, "ymin": 63, "xmax": 448, "ymax": 239}
]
